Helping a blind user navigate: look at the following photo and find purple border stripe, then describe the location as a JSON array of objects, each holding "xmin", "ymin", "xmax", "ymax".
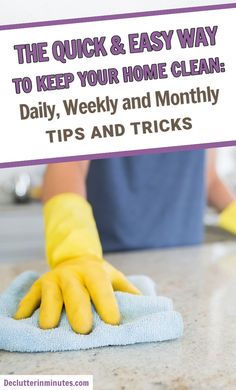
[
  {"xmin": 1, "ymin": 141, "xmax": 236, "ymax": 169},
  {"xmin": 0, "ymin": 3, "xmax": 236, "ymax": 30}
]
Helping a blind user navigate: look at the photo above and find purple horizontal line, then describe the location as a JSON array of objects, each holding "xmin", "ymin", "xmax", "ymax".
[
  {"xmin": 0, "ymin": 140, "xmax": 236, "ymax": 169},
  {"xmin": 0, "ymin": 3, "xmax": 236, "ymax": 31}
]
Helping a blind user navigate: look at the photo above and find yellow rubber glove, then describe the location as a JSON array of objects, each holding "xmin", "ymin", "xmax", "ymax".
[
  {"xmin": 218, "ymin": 201, "xmax": 236, "ymax": 235},
  {"xmin": 14, "ymin": 193, "xmax": 140, "ymax": 334}
]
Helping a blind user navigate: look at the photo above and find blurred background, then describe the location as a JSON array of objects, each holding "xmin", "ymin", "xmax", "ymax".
[
  {"xmin": 1, "ymin": 1, "xmax": 236, "ymax": 261},
  {"xmin": 0, "ymin": 147, "xmax": 236, "ymax": 262}
]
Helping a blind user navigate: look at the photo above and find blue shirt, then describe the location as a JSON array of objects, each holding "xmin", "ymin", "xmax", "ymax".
[{"xmin": 87, "ymin": 151, "xmax": 206, "ymax": 252}]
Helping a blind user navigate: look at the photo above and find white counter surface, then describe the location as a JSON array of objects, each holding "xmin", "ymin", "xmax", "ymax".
[{"xmin": 1, "ymin": 242, "xmax": 236, "ymax": 389}]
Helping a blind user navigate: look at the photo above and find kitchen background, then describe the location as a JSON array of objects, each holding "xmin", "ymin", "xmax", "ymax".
[{"xmin": 0, "ymin": 147, "xmax": 236, "ymax": 262}]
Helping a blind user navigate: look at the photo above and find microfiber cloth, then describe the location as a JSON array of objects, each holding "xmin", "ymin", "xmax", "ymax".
[{"xmin": 0, "ymin": 272, "xmax": 183, "ymax": 352}]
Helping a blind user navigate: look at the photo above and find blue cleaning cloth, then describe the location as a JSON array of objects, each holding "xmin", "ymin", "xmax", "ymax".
[{"xmin": 0, "ymin": 272, "xmax": 183, "ymax": 352}]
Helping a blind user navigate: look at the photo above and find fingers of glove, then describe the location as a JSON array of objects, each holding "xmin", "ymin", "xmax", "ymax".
[
  {"xmin": 60, "ymin": 275, "xmax": 93, "ymax": 334},
  {"xmin": 112, "ymin": 272, "xmax": 141, "ymax": 295},
  {"xmin": 39, "ymin": 279, "xmax": 63, "ymax": 330},
  {"xmin": 14, "ymin": 280, "xmax": 41, "ymax": 319},
  {"xmin": 85, "ymin": 268, "xmax": 120, "ymax": 325}
]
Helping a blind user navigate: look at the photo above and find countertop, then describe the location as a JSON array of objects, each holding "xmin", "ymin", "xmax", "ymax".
[{"xmin": 1, "ymin": 242, "xmax": 236, "ymax": 390}]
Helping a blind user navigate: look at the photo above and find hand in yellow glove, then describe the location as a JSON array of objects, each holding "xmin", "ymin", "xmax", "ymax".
[
  {"xmin": 218, "ymin": 201, "xmax": 236, "ymax": 235},
  {"xmin": 14, "ymin": 193, "xmax": 140, "ymax": 334}
]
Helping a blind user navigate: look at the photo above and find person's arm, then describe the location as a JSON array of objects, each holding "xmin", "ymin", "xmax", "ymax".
[
  {"xmin": 207, "ymin": 149, "xmax": 236, "ymax": 235},
  {"xmin": 42, "ymin": 161, "xmax": 90, "ymax": 202},
  {"xmin": 14, "ymin": 161, "xmax": 140, "ymax": 334},
  {"xmin": 207, "ymin": 149, "xmax": 235, "ymax": 212}
]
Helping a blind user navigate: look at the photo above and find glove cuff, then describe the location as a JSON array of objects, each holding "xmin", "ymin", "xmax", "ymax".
[{"xmin": 44, "ymin": 193, "xmax": 103, "ymax": 268}]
